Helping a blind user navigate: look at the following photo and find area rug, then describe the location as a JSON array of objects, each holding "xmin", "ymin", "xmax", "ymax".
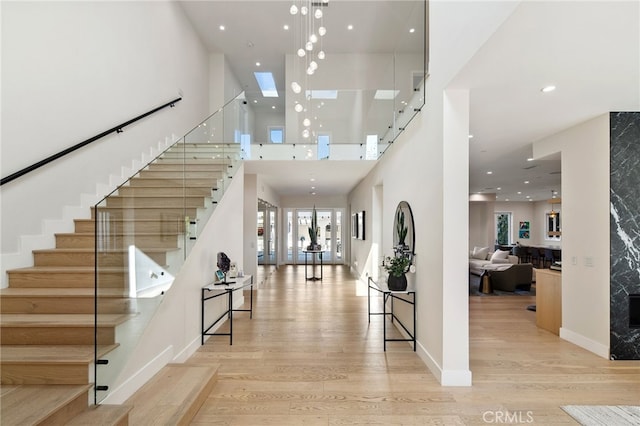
[
  {"xmin": 469, "ymin": 274, "xmax": 535, "ymax": 296},
  {"xmin": 561, "ymin": 405, "xmax": 640, "ymax": 425}
]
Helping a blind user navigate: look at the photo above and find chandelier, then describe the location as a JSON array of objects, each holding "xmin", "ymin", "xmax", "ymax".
[{"xmin": 289, "ymin": 0, "xmax": 328, "ymax": 139}]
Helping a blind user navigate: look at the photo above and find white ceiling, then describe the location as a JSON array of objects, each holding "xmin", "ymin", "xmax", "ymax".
[{"xmin": 180, "ymin": 1, "xmax": 640, "ymax": 200}]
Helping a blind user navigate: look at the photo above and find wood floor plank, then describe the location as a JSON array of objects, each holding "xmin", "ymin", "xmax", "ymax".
[{"xmin": 188, "ymin": 265, "xmax": 640, "ymax": 424}]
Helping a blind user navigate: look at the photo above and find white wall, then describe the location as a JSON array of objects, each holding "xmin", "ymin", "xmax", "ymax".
[
  {"xmin": 1, "ymin": 1, "xmax": 210, "ymax": 270},
  {"xmin": 348, "ymin": 1, "xmax": 521, "ymax": 386},
  {"xmin": 243, "ymin": 174, "xmax": 258, "ymax": 281},
  {"xmin": 534, "ymin": 114, "xmax": 610, "ymax": 357},
  {"xmin": 105, "ymin": 167, "xmax": 246, "ymax": 404}
]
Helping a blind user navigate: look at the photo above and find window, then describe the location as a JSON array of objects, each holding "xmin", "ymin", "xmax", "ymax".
[
  {"xmin": 318, "ymin": 133, "xmax": 330, "ymax": 159},
  {"xmin": 269, "ymin": 127, "xmax": 283, "ymax": 144},
  {"xmin": 546, "ymin": 211, "xmax": 561, "ymax": 240},
  {"xmin": 495, "ymin": 212, "xmax": 512, "ymax": 245}
]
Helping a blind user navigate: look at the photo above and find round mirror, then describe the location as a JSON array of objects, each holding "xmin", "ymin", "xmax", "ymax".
[{"xmin": 393, "ymin": 201, "xmax": 415, "ymax": 256}]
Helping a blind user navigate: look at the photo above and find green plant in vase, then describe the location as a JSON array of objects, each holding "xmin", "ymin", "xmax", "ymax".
[
  {"xmin": 396, "ymin": 209, "xmax": 408, "ymax": 248},
  {"xmin": 382, "ymin": 254, "xmax": 411, "ymax": 291},
  {"xmin": 308, "ymin": 205, "xmax": 319, "ymax": 250}
]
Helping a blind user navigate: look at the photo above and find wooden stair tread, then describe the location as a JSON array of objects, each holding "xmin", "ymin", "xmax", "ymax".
[
  {"xmin": 0, "ymin": 313, "xmax": 135, "ymax": 327},
  {"xmin": 0, "ymin": 288, "xmax": 127, "ymax": 297},
  {"xmin": 0, "ymin": 384, "xmax": 91, "ymax": 425},
  {"xmin": 33, "ymin": 247, "xmax": 173, "ymax": 253},
  {"xmin": 8, "ymin": 266, "xmax": 123, "ymax": 273},
  {"xmin": 126, "ymin": 364, "xmax": 218, "ymax": 425},
  {"xmin": 67, "ymin": 404, "xmax": 133, "ymax": 426},
  {"xmin": 0, "ymin": 344, "xmax": 118, "ymax": 363}
]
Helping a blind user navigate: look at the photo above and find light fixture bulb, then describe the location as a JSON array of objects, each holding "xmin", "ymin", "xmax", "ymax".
[
  {"xmin": 309, "ymin": 60, "xmax": 318, "ymax": 70},
  {"xmin": 309, "ymin": 33, "xmax": 318, "ymax": 43},
  {"xmin": 306, "ymin": 67, "xmax": 314, "ymax": 75},
  {"xmin": 302, "ymin": 129, "xmax": 310, "ymax": 138},
  {"xmin": 291, "ymin": 81, "xmax": 302, "ymax": 93},
  {"xmin": 318, "ymin": 26, "xmax": 326, "ymax": 36},
  {"xmin": 303, "ymin": 118, "xmax": 311, "ymax": 127},
  {"xmin": 289, "ymin": 4, "xmax": 298, "ymax": 15},
  {"xmin": 297, "ymin": 48, "xmax": 306, "ymax": 57},
  {"xmin": 305, "ymin": 41, "xmax": 313, "ymax": 51},
  {"xmin": 318, "ymin": 50, "xmax": 325, "ymax": 60},
  {"xmin": 300, "ymin": 6, "xmax": 308, "ymax": 15},
  {"xmin": 295, "ymin": 103, "xmax": 304, "ymax": 112},
  {"xmin": 314, "ymin": 9, "xmax": 323, "ymax": 19}
]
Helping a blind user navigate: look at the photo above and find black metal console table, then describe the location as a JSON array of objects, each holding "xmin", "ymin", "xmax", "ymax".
[
  {"xmin": 201, "ymin": 275, "xmax": 253, "ymax": 345},
  {"xmin": 302, "ymin": 250, "xmax": 324, "ymax": 281},
  {"xmin": 367, "ymin": 276, "xmax": 416, "ymax": 351}
]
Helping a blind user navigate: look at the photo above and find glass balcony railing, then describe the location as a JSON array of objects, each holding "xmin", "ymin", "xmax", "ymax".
[{"xmin": 93, "ymin": 95, "xmax": 244, "ymax": 403}]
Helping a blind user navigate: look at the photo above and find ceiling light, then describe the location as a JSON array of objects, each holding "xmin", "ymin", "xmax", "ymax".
[
  {"xmin": 486, "ymin": 171, "xmax": 493, "ymax": 175},
  {"xmin": 283, "ymin": 24, "xmax": 289, "ymax": 30},
  {"xmin": 294, "ymin": 103, "xmax": 304, "ymax": 112},
  {"xmin": 409, "ymin": 28, "xmax": 415, "ymax": 33},
  {"xmin": 290, "ymin": 4, "xmax": 298, "ymax": 14},
  {"xmin": 318, "ymin": 50, "xmax": 326, "ymax": 60},
  {"xmin": 291, "ymin": 81, "xmax": 302, "ymax": 93},
  {"xmin": 524, "ymin": 180, "xmax": 530, "ymax": 184},
  {"xmin": 314, "ymin": 9, "xmax": 323, "ymax": 19},
  {"xmin": 310, "ymin": 178, "xmax": 315, "ymax": 182},
  {"xmin": 302, "ymin": 129, "xmax": 310, "ymax": 138},
  {"xmin": 271, "ymin": 105, "xmax": 276, "ymax": 109},
  {"xmin": 253, "ymin": 100, "xmax": 258, "ymax": 103},
  {"xmin": 517, "ymin": 191, "xmax": 522, "ymax": 194},
  {"xmin": 301, "ymin": 6, "xmax": 308, "ymax": 15},
  {"xmin": 255, "ymin": 62, "xmax": 261, "ymax": 67},
  {"xmin": 347, "ymin": 24, "xmax": 354, "ymax": 30},
  {"xmin": 303, "ymin": 118, "xmax": 311, "ymax": 127},
  {"xmin": 527, "ymin": 157, "xmax": 534, "ymax": 161},
  {"xmin": 497, "ymin": 187, "xmax": 502, "ymax": 190},
  {"xmin": 318, "ymin": 26, "xmax": 326, "ymax": 36},
  {"xmin": 305, "ymin": 41, "xmax": 313, "ymax": 51},
  {"xmin": 541, "ymin": 85, "xmax": 556, "ymax": 93},
  {"xmin": 219, "ymin": 25, "xmax": 225, "ymax": 31},
  {"xmin": 468, "ymin": 134, "xmax": 474, "ymax": 139},
  {"xmin": 309, "ymin": 33, "xmax": 318, "ymax": 43},
  {"xmin": 297, "ymin": 48, "xmax": 306, "ymax": 57}
]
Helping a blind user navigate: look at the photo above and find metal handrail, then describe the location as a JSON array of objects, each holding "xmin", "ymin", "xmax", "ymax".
[{"xmin": 0, "ymin": 97, "xmax": 182, "ymax": 186}]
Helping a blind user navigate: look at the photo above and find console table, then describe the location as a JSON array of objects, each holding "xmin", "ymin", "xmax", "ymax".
[
  {"xmin": 302, "ymin": 250, "xmax": 324, "ymax": 281},
  {"xmin": 367, "ymin": 277, "xmax": 416, "ymax": 351},
  {"xmin": 201, "ymin": 274, "xmax": 253, "ymax": 345}
]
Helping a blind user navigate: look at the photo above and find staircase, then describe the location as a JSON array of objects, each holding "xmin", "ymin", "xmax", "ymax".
[{"xmin": 0, "ymin": 143, "xmax": 240, "ymax": 425}]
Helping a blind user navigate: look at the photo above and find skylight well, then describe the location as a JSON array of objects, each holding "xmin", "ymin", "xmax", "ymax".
[{"xmin": 254, "ymin": 72, "xmax": 278, "ymax": 97}]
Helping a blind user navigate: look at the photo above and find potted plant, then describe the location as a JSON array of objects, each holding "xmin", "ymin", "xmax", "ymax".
[
  {"xmin": 396, "ymin": 209, "xmax": 408, "ymax": 249},
  {"xmin": 307, "ymin": 205, "xmax": 320, "ymax": 250},
  {"xmin": 382, "ymin": 254, "xmax": 411, "ymax": 291}
]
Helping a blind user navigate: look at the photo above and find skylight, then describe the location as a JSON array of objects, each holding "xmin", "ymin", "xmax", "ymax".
[
  {"xmin": 305, "ymin": 90, "xmax": 338, "ymax": 99},
  {"xmin": 254, "ymin": 72, "xmax": 278, "ymax": 97},
  {"xmin": 374, "ymin": 90, "xmax": 400, "ymax": 100}
]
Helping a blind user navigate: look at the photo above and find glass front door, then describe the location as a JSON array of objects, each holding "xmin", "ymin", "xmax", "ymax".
[
  {"xmin": 258, "ymin": 200, "xmax": 277, "ymax": 265},
  {"xmin": 289, "ymin": 208, "xmax": 344, "ymax": 264}
]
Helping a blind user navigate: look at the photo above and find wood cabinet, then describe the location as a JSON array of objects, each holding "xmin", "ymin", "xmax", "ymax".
[{"xmin": 535, "ymin": 269, "xmax": 562, "ymax": 335}]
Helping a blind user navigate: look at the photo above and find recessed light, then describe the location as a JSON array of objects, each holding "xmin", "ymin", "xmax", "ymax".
[
  {"xmin": 505, "ymin": 198, "xmax": 510, "ymax": 201},
  {"xmin": 283, "ymin": 24, "xmax": 289, "ymax": 30},
  {"xmin": 541, "ymin": 85, "xmax": 556, "ymax": 93},
  {"xmin": 527, "ymin": 157, "xmax": 534, "ymax": 161},
  {"xmin": 517, "ymin": 191, "xmax": 522, "ymax": 195},
  {"xmin": 497, "ymin": 187, "xmax": 502, "ymax": 190},
  {"xmin": 524, "ymin": 180, "xmax": 530, "ymax": 184},
  {"xmin": 486, "ymin": 171, "xmax": 493, "ymax": 175},
  {"xmin": 271, "ymin": 105, "xmax": 276, "ymax": 109},
  {"xmin": 310, "ymin": 178, "xmax": 315, "ymax": 182},
  {"xmin": 253, "ymin": 99, "xmax": 258, "ymax": 103},
  {"xmin": 526, "ymin": 195, "xmax": 531, "ymax": 198},
  {"xmin": 256, "ymin": 62, "xmax": 261, "ymax": 67},
  {"xmin": 347, "ymin": 24, "xmax": 354, "ymax": 30},
  {"xmin": 468, "ymin": 134, "xmax": 474, "ymax": 139},
  {"xmin": 219, "ymin": 25, "xmax": 225, "ymax": 31},
  {"xmin": 409, "ymin": 28, "xmax": 415, "ymax": 33}
]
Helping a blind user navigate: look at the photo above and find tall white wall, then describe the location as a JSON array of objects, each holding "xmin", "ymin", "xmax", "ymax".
[
  {"xmin": 1, "ymin": 1, "xmax": 210, "ymax": 271},
  {"xmin": 534, "ymin": 114, "xmax": 610, "ymax": 357},
  {"xmin": 348, "ymin": 1, "xmax": 521, "ymax": 385}
]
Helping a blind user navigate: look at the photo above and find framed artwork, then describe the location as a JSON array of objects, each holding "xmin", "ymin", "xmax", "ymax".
[
  {"xmin": 519, "ymin": 221, "xmax": 530, "ymax": 239},
  {"xmin": 358, "ymin": 211, "xmax": 366, "ymax": 240},
  {"xmin": 351, "ymin": 213, "xmax": 358, "ymax": 239}
]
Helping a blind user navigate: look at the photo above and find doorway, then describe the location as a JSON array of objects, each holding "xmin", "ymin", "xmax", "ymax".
[
  {"xmin": 258, "ymin": 199, "xmax": 277, "ymax": 265},
  {"xmin": 284, "ymin": 208, "xmax": 344, "ymax": 264}
]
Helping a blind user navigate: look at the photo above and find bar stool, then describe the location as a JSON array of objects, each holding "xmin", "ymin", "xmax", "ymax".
[
  {"xmin": 529, "ymin": 247, "xmax": 541, "ymax": 268},
  {"xmin": 543, "ymin": 248, "xmax": 554, "ymax": 268}
]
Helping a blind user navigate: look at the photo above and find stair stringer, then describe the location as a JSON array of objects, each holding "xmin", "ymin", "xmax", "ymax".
[
  {"xmin": 100, "ymin": 163, "xmax": 246, "ymax": 405},
  {"xmin": 0, "ymin": 135, "xmax": 179, "ymax": 287}
]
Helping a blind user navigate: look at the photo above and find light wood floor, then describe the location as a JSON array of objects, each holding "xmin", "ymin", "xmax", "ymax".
[{"xmin": 188, "ymin": 265, "xmax": 640, "ymax": 425}]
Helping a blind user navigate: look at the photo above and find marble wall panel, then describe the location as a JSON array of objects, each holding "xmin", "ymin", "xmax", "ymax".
[{"xmin": 610, "ymin": 111, "xmax": 640, "ymax": 360}]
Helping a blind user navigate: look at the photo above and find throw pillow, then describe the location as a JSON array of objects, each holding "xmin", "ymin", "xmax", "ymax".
[
  {"xmin": 491, "ymin": 258, "xmax": 510, "ymax": 264},
  {"xmin": 472, "ymin": 246, "xmax": 489, "ymax": 260},
  {"xmin": 491, "ymin": 249, "xmax": 509, "ymax": 261}
]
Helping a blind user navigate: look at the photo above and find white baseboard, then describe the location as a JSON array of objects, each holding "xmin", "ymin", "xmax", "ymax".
[
  {"xmin": 560, "ymin": 327, "xmax": 610, "ymax": 359},
  {"xmin": 415, "ymin": 341, "xmax": 472, "ymax": 386}
]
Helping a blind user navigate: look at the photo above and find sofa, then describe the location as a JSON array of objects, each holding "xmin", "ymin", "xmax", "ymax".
[
  {"xmin": 469, "ymin": 247, "xmax": 518, "ymax": 276},
  {"xmin": 469, "ymin": 246, "xmax": 534, "ymax": 292}
]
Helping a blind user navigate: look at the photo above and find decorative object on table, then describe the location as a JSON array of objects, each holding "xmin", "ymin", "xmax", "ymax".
[
  {"xmin": 393, "ymin": 201, "xmax": 415, "ymax": 258},
  {"xmin": 215, "ymin": 251, "xmax": 234, "ymax": 284},
  {"xmin": 228, "ymin": 261, "xmax": 238, "ymax": 278},
  {"xmin": 382, "ymin": 254, "xmax": 412, "ymax": 291},
  {"xmin": 307, "ymin": 205, "xmax": 321, "ymax": 250}
]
